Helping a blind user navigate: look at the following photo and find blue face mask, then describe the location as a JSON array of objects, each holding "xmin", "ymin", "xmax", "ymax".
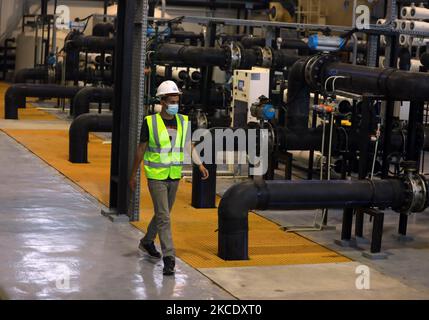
[{"xmin": 166, "ymin": 103, "xmax": 179, "ymax": 115}]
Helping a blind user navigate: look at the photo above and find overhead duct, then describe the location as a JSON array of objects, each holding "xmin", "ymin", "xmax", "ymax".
[
  {"xmin": 72, "ymin": 87, "xmax": 114, "ymax": 118},
  {"xmin": 69, "ymin": 114, "xmax": 112, "ymax": 163},
  {"xmin": 218, "ymin": 174, "xmax": 429, "ymax": 260},
  {"xmin": 4, "ymin": 84, "xmax": 82, "ymax": 119}
]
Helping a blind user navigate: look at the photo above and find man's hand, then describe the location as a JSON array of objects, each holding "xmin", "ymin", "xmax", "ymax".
[
  {"xmin": 129, "ymin": 174, "xmax": 137, "ymax": 192},
  {"xmin": 199, "ymin": 164, "xmax": 209, "ymax": 180}
]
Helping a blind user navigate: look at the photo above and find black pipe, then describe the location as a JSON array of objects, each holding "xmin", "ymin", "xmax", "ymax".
[
  {"xmin": 321, "ymin": 60, "xmax": 429, "ymax": 100},
  {"xmin": 153, "ymin": 43, "xmax": 300, "ymax": 70},
  {"xmin": 168, "ymin": 31, "xmax": 204, "ymax": 43},
  {"xmin": 92, "ymin": 23, "xmax": 115, "ymax": 37},
  {"xmin": 218, "ymin": 178, "xmax": 407, "ymax": 260},
  {"xmin": 4, "ymin": 84, "xmax": 82, "ymax": 119},
  {"xmin": 69, "ymin": 114, "xmax": 112, "ymax": 163},
  {"xmin": 286, "ymin": 59, "xmax": 310, "ymax": 130},
  {"xmin": 240, "ymin": 36, "xmax": 266, "ymax": 48},
  {"xmin": 65, "ymin": 35, "xmax": 116, "ymax": 52},
  {"xmin": 153, "ymin": 43, "xmax": 228, "ymax": 68},
  {"xmin": 14, "ymin": 67, "xmax": 49, "ymax": 83},
  {"xmin": 152, "ymin": 0, "xmax": 267, "ymax": 9},
  {"xmin": 72, "ymin": 87, "xmax": 114, "ymax": 118}
]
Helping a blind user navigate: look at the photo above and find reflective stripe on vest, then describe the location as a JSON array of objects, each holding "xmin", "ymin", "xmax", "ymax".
[{"xmin": 143, "ymin": 113, "xmax": 189, "ymax": 180}]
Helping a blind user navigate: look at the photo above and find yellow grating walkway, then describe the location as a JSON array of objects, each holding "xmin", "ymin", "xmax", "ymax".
[
  {"xmin": 0, "ymin": 82, "xmax": 58, "ymax": 121},
  {"xmin": 1, "ymin": 128, "xmax": 350, "ymax": 268}
]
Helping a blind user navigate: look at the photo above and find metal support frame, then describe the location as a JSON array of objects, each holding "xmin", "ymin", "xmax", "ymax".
[
  {"xmin": 338, "ymin": 207, "xmax": 386, "ymax": 258},
  {"xmin": 106, "ymin": 0, "xmax": 149, "ymax": 222}
]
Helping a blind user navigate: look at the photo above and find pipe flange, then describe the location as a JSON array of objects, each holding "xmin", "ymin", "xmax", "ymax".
[
  {"xmin": 229, "ymin": 42, "xmax": 242, "ymax": 70},
  {"xmin": 304, "ymin": 53, "xmax": 339, "ymax": 92},
  {"xmin": 259, "ymin": 47, "xmax": 273, "ymax": 68},
  {"xmin": 400, "ymin": 172, "xmax": 428, "ymax": 214}
]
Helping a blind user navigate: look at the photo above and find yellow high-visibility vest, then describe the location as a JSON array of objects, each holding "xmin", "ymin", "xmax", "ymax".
[{"xmin": 144, "ymin": 113, "xmax": 189, "ymax": 180}]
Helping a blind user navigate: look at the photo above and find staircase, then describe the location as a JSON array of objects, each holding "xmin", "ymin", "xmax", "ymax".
[{"xmin": 0, "ymin": 38, "xmax": 16, "ymax": 81}]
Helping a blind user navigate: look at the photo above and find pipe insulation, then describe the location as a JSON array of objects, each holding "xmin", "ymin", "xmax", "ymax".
[
  {"xmin": 218, "ymin": 176, "xmax": 429, "ymax": 260},
  {"xmin": 410, "ymin": 20, "xmax": 429, "ymax": 32},
  {"xmin": 409, "ymin": 5, "xmax": 429, "ymax": 20},
  {"xmin": 155, "ymin": 65, "xmax": 201, "ymax": 82}
]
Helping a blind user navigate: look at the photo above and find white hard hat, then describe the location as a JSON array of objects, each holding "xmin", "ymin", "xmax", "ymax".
[{"xmin": 156, "ymin": 80, "xmax": 182, "ymax": 97}]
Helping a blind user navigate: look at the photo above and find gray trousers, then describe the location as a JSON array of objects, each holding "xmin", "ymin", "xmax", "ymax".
[{"xmin": 142, "ymin": 179, "xmax": 180, "ymax": 257}]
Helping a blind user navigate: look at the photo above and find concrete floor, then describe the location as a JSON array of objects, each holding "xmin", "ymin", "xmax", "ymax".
[
  {"xmin": 0, "ymin": 131, "xmax": 232, "ymax": 300},
  {"xmin": 212, "ymin": 179, "xmax": 429, "ymax": 299},
  {"xmin": 2, "ymin": 103, "xmax": 429, "ymax": 300}
]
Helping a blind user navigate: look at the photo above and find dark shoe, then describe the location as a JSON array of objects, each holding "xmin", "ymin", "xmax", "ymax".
[
  {"xmin": 163, "ymin": 256, "xmax": 175, "ymax": 276},
  {"xmin": 139, "ymin": 240, "xmax": 161, "ymax": 258}
]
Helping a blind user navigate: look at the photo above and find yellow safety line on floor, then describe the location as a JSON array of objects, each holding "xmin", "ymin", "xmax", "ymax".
[
  {"xmin": 1, "ymin": 129, "xmax": 350, "ymax": 268},
  {"xmin": 0, "ymin": 82, "xmax": 59, "ymax": 121}
]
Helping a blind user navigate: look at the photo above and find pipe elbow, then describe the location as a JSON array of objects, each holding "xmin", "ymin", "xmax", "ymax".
[{"xmin": 218, "ymin": 180, "xmax": 267, "ymax": 225}]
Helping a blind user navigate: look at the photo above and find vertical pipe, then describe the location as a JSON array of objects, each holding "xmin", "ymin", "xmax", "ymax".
[
  {"xmin": 398, "ymin": 213, "xmax": 408, "ymax": 236},
  {"xmin": 381, "ymin": 100, "xmax": 394, "ymax": 178},
  {"xmin": 371, "ymin": 211, "xmax": 384, "ymax": 253},
  {"xmin": 341, "ymin": 208, "xmax": 354, "ymax": 240},
  {"xmin": 200, "ymin": 22, "xmax": 216, "ymax": 112},
  {"xmin": 307, "ymin": 93, "xmax": 318, "ymax": 180},
  {"xmin": 356, "ymin": 97, "xmax": 373, "ymax": 237},
  {"xmin": 406, "ymin": 101, "xmax": 425, "ymax": 165}
]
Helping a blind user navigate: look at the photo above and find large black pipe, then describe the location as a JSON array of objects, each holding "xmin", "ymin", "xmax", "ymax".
[
  {"xmin": 286, "ymin": 59, "xmax": 310, "ymax": 130},
  {"xmin": 153, "ymin": 43, "xmax": 228, "ymax": 68},
  {"xmin": 152, "ymin": 0, "xmax": 267, "ymax": 9},
  {"xmin": 321, "ymin": 60, "xmax": 429, "ymax": 101},
  {"xmin": 69, "ymin": 114, "xmax": 112, "ymax": 163},
  {"xmin": 218, "ymin": 178, "xmax": 407, "ymax": 260},
  {"xmin": 4, "ymin": 84, "xmax": 82, "ymax": 119},
  {"xmin": 13, "ymin": 65, "xmax": 113, "ymax": 83},
  {"xmin": 92, "ymin": 23, "xmax": 115, "ymax": 37},
  {"xmin": 65, "ymin": 35, "xmax": 116, "ymax": 52},
  {"xmin": 72, "ymin": 87, "xmax": 114, "ymax": 118},
  {"xmin": 14, "ymin": 67, "xmax": 48, "ymax": 83},
  {"xmin": 152, "ymin": 43, "xmax": 300, "ymax": 70}
]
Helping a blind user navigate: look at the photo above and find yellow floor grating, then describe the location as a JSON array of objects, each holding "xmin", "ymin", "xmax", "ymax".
[
  {"xmin": 0, "ymin": 82, "xmax": 58, "ymax": 121},
  {"xmin": 1, "ymin": 128, "xmax": 351, "ymax": 268}
]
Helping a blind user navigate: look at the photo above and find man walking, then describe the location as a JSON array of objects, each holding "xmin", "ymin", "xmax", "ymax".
[{"xmin": 130, "ymin": 80, "xmax": 209, "ymax": 276}]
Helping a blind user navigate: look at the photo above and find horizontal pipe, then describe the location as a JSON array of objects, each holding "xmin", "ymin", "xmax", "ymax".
[
  {"xmin": 4, "ymin": 84, "xmax": 82, "ymax": 119},
  {"xmin": 154, "ymin": 0, "xmax": 268, "ymax": 9},
  {"xmin": 322, "ymin": 61, "xmax": 429, "ymax": 101},
  {"xmin": 218, "ymin": 178, "xmax": 406, "ymax": 260},
  {"xmin": 152, "ymin": 43, "xmax": 300, "ymax": 70},
  {"xmin": 69, "ymin": 114, "xmax": 112, "ymax": 163},
  {"xmin": 92, "ymin": 23, "xmax": 115, "ymax": 37},
  {"xmin": 72, "ymin": 87, "xmax": 114, "ymax": 118},
  {"xmin": 14, "ymin": 67, "xmax": 49, "ymax": 83},
  {"xmin": 65, "ymin": 35, "xmax": 116, "ymax": 52},
  {"xmin": 153, "ymin": 43, "xmax": 228, "ymax": 68}
]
